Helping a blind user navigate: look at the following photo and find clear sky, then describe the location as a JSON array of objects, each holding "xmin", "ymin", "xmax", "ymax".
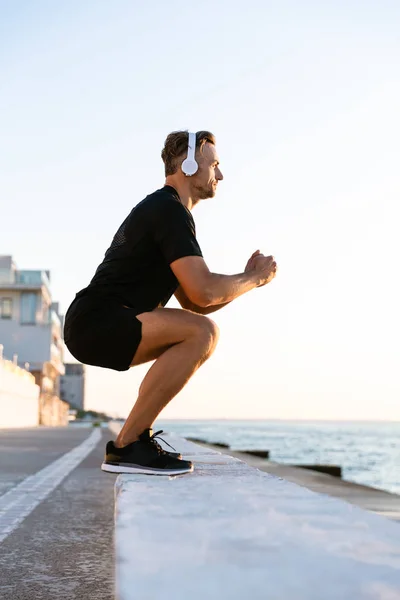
[{"xmin": 1, "ymin": 1, "xmax": 399, "ymax": 420}]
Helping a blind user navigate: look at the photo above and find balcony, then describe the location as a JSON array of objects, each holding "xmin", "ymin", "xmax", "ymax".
[
  {"xmin": 17, "ymin": 271, "xmax": 51, "ymax": 288},
  {"xmin": 0, "ymin": 270, "xmax": 50, "ymax": 291},
  {"xmin": 0, "ymin": 271, "xmax": 52, "ymax": 308}
]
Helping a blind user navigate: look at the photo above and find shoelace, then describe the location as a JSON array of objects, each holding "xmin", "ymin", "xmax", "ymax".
[{"xmin": 148, "ymin": 430, "xmax": 177, "ymax": 455}]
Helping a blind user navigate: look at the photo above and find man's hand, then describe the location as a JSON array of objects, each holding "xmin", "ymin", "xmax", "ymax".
[
  {"xmin": 245, "ymin": 250, "xmax": 262, "ymax": 273},
  {"xmin": 245, "ymin": 250, "xmax": 277, "ymax": 287}
]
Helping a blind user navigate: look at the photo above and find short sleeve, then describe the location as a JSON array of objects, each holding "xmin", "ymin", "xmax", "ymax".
[{"xmin": 149, "ymin": 199, "xmax": 203, "ymax": 265}]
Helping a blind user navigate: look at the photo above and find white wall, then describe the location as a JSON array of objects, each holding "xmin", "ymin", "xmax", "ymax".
[{"xmin": 0, "ymin": 351, "xmax": 40, "ymax": 427}]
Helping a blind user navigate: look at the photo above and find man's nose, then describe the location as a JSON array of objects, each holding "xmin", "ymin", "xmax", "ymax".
[{"xmin": 217, "ymin": 168, "xmax": 224, "ymax": 181}]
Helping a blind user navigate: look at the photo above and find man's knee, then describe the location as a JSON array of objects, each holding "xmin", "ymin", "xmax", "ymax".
[
  {"xmin": 195, "ymin": 316, "xmax": 220, "ymax": 353},
  {"xmin": 207, "ymin": 318, "xmax": 220, "ymax": 345}
]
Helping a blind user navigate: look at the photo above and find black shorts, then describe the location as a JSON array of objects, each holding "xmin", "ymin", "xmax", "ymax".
[{"xmin": 64, "ymin": 296, "xmax": 143, "ymax": 372}]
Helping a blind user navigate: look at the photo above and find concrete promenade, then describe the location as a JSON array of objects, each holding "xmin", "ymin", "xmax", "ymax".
[{"xmin": 0, "ymin": 426, "xmax": 115, "ymax": 600}]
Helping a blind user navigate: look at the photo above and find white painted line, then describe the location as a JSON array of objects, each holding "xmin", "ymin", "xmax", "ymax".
[{"xmin": 0, "ymin": 428, "xmax": 102, "ymax": 544}]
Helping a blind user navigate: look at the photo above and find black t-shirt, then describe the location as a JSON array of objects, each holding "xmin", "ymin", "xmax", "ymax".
[{"xmin": 75, "ymin": 185, "xmax": 203, "ymax": 313}]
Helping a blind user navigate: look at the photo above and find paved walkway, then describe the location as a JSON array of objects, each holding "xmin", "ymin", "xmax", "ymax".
[{"xmin": 0, "ymin": 427, "xmax": 115, "ymax": 600}]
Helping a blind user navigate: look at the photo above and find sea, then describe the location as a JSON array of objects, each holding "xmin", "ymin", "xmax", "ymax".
[{"xmin": 154, "ymin": 419, "xmax": 400, "ymax": 495}]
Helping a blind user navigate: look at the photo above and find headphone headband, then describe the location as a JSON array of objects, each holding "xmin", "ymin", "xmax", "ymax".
[{"xmin": 187, "ymin": 132, "xmax": 196, "ymax": 162}]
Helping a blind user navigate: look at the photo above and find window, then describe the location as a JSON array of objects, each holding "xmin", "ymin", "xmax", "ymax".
[
  {"xmin": 0, "ymin": 298, "xmax": 12, "ymax": 319},
  {"xmin": 20, "ymin": 293, "xmax": 37, "ymax": 325}
]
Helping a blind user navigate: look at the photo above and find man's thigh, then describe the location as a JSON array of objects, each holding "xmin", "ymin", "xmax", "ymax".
[{"xmin": 130, "ymin": 307, "xmax": 212, "ymax": 367}]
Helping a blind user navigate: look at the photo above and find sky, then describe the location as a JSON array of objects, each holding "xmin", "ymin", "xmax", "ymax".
[{"xmin": 1, "ymin": 0, "xmax": 399, "ymax": 420}]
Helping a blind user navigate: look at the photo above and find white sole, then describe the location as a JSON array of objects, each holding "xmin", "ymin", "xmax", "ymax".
[{"xmin": 101, "ymin": 462, "xmax": 194, "ymax": 476}]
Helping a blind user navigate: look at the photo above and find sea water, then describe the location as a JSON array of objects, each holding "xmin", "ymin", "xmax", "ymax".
[{"xmin": 155, "ymin": 419, "xmax": 400, "ymax": 495}]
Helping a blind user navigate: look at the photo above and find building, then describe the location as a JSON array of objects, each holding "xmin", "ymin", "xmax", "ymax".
[
  {"xmin": 0, "ymin": 255, "xmax": 68, "ymax": 425},
  {"xmin": 60, "ymin": 363, "xmax": 86, "ymax": 410}
]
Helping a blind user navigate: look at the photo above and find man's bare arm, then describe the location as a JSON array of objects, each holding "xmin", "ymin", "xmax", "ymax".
[
  {"xmin": 170, "ymin": 254, "xmax": 276, "ymax": 308},
  {"xmin": 174, "ymin": 285, "xmax": 232, "ymax": 315}
]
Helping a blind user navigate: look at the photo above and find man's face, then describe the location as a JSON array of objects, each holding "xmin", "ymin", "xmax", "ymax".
[{"xmin": 191, "ymin": 142, "xmax": 223, "ymax": 200}]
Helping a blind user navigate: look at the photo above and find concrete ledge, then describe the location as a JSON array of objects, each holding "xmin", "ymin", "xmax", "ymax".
[
  {"xmin": 112, "ymin": 431, "xmax": 400, "ymax": 600},
  {"xmin": 197, "ymin": 440, "xmax": 400, "ymax": 522}
]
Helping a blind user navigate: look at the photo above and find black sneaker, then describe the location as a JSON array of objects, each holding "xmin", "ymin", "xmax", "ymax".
[
  {"xmin": 101, "ymin": 430, "xmax": 193, "ymax": 476},
  {"xmin": 139, "ymin": 428, "xmax": 182, "ymax": 459}
]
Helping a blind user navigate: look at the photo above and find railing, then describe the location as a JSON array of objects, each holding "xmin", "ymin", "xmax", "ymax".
[
  {"xmin": 0, "ymin": 270, "xmax": 51, "ymax": 289},
  {"xmin": 16, "ymin": 270, "xmax": 51, "ymax": 289}
]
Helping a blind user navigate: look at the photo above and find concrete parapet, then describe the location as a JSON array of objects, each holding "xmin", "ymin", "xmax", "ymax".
[
  {"xmin": 110, "ymin": 426, "xmax": 400, "ymax": 600},
  {"xmin": 0, "ymin": 349, "xmax": 40, "ymax": 427}
]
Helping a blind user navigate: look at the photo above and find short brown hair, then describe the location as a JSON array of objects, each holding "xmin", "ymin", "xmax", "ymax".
[{"xmin": 161, "ymin": 130, "xmax": 216, "ymax": 176}]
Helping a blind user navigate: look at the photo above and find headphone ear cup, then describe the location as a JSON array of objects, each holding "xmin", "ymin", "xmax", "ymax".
[{"xmin": 181, "ymin": 158, "xmax": 198, "ymax": 176}]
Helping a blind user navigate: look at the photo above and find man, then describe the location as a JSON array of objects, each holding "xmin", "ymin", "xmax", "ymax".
[{"xmin": 64, "ymin": 130, "xmax": 277, "ymax": 476}]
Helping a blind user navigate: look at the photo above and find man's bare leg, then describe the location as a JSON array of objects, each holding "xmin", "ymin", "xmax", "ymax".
[{"xmin": 115, "ymin": 308, "xmax": 219, "ymax": 448}]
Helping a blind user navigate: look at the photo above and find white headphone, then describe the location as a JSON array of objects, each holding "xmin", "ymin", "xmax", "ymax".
[{"xmin": 181, "ymin": 132, "xmax": 198, "ymax": 176}]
